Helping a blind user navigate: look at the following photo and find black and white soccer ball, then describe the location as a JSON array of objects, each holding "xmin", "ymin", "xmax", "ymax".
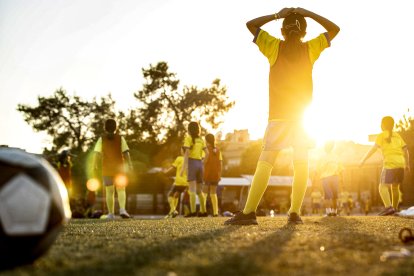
[{"xmin": 0, "ymin": 148, "xmax": 71, "ymax": 270}]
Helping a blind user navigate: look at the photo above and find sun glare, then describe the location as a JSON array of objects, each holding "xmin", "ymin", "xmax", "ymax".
[{"xmin": 303, "ymin": 104, "xmax": 338, "ymax": 147}]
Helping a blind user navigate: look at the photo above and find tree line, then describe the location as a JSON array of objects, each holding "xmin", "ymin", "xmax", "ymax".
[{"xmin": 17, "ymin": 61, "xmax": 234, "ymax": 194}]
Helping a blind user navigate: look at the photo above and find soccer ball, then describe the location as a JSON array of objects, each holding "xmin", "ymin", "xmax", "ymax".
[{"xmin": 0, "ymin": 148, "xmax": 72, "ymax": 270}]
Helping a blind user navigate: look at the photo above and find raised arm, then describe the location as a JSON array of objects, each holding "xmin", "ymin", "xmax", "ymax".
[
  {"xmin": 246, "ymin": 8, "xmax": 295, "ymax": 35},
  {"xmin": 293, "ymin": 8, "xmax": 340, "ymax": 40}
]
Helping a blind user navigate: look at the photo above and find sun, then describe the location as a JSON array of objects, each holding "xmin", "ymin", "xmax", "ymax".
[{"xmin": 303, "ymin": 103, "xmax": 338, "ymax": 147}]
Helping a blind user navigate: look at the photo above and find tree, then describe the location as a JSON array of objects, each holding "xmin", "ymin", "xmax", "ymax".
[
  {"xmin": 17, "ymin": 88, "xmax": 116, "ymax": 154},
  {"xmin": 133, "ymin": 62, "xmax": 234, "ymax": 148},
  {"xmin": 396, "ymin": 111, "xmax": 414, "ymax": 132}
]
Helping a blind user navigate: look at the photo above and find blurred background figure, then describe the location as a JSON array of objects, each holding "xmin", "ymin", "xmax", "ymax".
[
  {"xmin": 315, "ymin": 141, "xmax": 345, "ymax": 217},
  {"xmin": 56, "ymin": 150, "xmax": 75, "ymax": 198},
  {"xmin": 163, "ymin": 147, "xmax": 189, "ymax": 218},
  {"xmin": 202, "ymin": 133, "xmax": 223, "ymax": 217},
  {"xmin": 93, "ymin": 118, "xmax": 133, "ymax": 219},
  {"xmin": 310, "ymin": 186, "xmax": 323, "ymax": 215}
]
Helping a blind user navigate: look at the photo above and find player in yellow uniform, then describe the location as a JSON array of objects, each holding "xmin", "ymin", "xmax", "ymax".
[
  {"xmin": 360, "ymin": 116, "xmax": 410, "ymax": 215},
  {"xmin": 93, "ymin": 119, "xmax": 133, "ymax": 219},
  {"xmin": 164, "ymin": 147, "xmax": 189, "ymax": 218},
  {"xmin": 310, "ymin": 187, "xmax": 323, "ymax": 215},
  {"xmin": 180, "ymin": 121, "xmax": 208, "ymax": 217},
  {"xmin": 225, "ymin": 7, "xmax": 340, "ymax": 225},
  {"xmin": 315, "ymin": 141, "xmax": 344, "ymax": 216}
]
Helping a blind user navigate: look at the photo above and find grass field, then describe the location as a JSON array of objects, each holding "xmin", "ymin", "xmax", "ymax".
[{"xmin": 2, "ymin": 215, "xmax": 414, "ymax": 276}]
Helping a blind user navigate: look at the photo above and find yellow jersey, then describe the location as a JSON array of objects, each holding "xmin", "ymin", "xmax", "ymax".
[
  {"xmin": 375, "ymin": 131, "xmax": 407, "ymax": 169},
  {"xmin": 172, "ymin": 156, "xmax": 188, "ymax": 186},
  {"xmin": 183, "ymin": 135, "xmax": 206, "ymax": 160}
]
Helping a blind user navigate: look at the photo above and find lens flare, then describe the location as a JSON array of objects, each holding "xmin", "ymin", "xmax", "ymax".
[
  {"xmin": 86, "ymin": 178, "xmax": 100, "ymax": 192},
  {"xmin": 114, "ymin": 174, "xmax": 128, "ymax": 188}
]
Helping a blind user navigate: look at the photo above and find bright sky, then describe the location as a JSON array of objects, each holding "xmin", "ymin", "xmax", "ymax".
[{"xmin": 1, "ymin": 0, "xmax": 414, "ymax": 153}]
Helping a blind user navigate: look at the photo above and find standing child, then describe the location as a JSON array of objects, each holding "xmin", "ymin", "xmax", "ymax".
[
  {"xmin": 180, "ymin": 121, "xmax": 209, "ymax": 217},
  {"xmin": 359, "ymin": 116, "xmax": 410, "ymax": 215},
  {"xmin": 93, "ymin": 118, "xmax": 133, "ymax": 219},
  {"xmin": 202, "ymin": 133, "xmax": 223, "ymax": 217},
  {"xmin": 310, "ymin": 187, "xmax": 323, "ymax": 215},
  {"xmin": 315, "ymin": 141, "xmax": 344, "ymax": 216},
  {"xmin": 164, "ymin": 147, "xmax": 189, "ymax": 218},
  {"xmin": 225, "ymin": 7, "xmax": 340, "ymax": 225},
  {"xmin": 56, "ymin": 150, "xmax": 74, "ymax": 198}
]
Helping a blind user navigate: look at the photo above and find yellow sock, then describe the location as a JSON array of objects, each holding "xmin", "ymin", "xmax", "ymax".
[
  {"xmin": 289, "ymin": 160, "xmax": 309, "ymax": 214},
  {"xmin": 243, "ymin": 161, "xmax": 273, "ymax": 214},
  {"xmin": 168, "ymin": 196, "xmax": 176, "ymax": 213},
  {"xmin": 210, "ymin": 194, "xmax": 219, "ymax": 216},
  {"xmin": 198, "ymin": 192, "xmax": 207, "ymax": 213},
  {"xmin": 173, "ymin": 196, "xmax": 179, "ymax": 210},
  {"xmin": 105, "ymin": 185, "xmax": 115, "ymax": 214},
  {"xmin": 379, "ymin": 184, "xmax": 392, "ymax": 207},
  {"xmin": 117, "ymin": 187, "xmax": 126, "ymax": 210},
  {"xmin": 189, "ymin": 191, "xmax": 196, "ymax": 213},
  {"xmin": 391, "ymin": 185, "xmax": 400, "ymax": 209}
]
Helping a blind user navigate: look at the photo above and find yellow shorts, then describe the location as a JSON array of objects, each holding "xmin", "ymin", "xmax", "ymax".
[{"xmin": 262, "ymin": 120, "xmax": 313, "ymax": 151}]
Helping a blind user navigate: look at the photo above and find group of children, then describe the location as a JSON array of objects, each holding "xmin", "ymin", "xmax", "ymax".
[
  {"xmin": 65, "ymin": 7, "xmax": 410, "ymax": 224},
  {"xmin": 164, "ymin": 121, "xmax": 222, "ymax": 218}
]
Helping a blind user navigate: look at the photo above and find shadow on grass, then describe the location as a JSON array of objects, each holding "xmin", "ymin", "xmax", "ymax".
[
  {"xmin": 55, "ymin": 222, "xmax": 240, "ymax": 275},
  {"xmin": 195, "ymin": 224, "xmax": 297, "ymax": 276}
]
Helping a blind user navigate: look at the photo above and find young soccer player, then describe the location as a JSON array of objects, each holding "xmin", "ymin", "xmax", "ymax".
[
  {"xmin": 310, "ymin": 187, "xmax": 323, "ymax": 215},
  {"xmin": 359, "ymin": 116, "xmax": 410, "ymax": 215},
  {"xmin": 56, "ymin": 150, "xmax": 74, "ymax": 198},
  {"xmin": 315, "ymin": 141, "xmax": 344, "ymax": 216},
  {"xmin": 164, "ymin": 147, "xmax": 189, "ymax": 218},
  {"xmin": 180, "ymin": 121, "xmax": 209, "ymax": 217},
  {"xmin": 92, "ymin": 118, "xmax": 133, "ymax": 219},
  {"xmin": 202, "ymin": 133, "xmax": 223, "ymax": 217},
  {"xmin": 225, "ymin": 7, "xmax": 340, "ymax": 225}
]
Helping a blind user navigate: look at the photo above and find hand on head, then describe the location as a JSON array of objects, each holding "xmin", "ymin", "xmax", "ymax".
[
  {"xmin": 278, "ymin": 7, "xmax": 309, "ymax": 18},
  {"xmin": 277, "ymin": 7, "xmax": 294, "ymax": 18}
]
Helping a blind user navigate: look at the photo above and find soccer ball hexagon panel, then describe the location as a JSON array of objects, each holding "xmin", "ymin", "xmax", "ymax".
[
  {"xmin": 0, "ymin": 148, "xmax": 71, "ymax": 270},
  {"xmin": 0, "ymin": 173, "xmax": 51, "ymax": 235}
]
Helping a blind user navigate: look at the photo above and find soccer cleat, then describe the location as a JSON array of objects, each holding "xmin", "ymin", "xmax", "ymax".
[
  {"xmin": 197, "ymin": 212, "xmax": 208, "ymax": 217},
  {"xmin": 224, "ymin": 211, "xmax": 258, "ymax": 225},
  {"xmin": 171, "ymin": 210, "xmax": 179, "ymax": 218},
  {"xmin": 378, "ymin": 206, "xmax": 396, "ymax": 216},
  {"xmin": 184, "ymin": 212, "xmax": 197, "ymax": 218},
  {"xmin": 120, "ymin": 209, "xmax": 132, "ymax": 219},
  {"xmin": 287, "ymin": 212, "xmax": 303, "ymax": 224},
  {"xmin": 106, "ymin": 213, "xmax": 115, "ymax": 220}
]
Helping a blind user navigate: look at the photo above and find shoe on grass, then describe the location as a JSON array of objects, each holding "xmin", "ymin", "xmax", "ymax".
[
  {"xmin": 184, "ymin": 212, "xmax": 197, "ymax": 218},
  {"xmin": 120, "ymin": 209, "xmax": 132, "ymax": 219},
  {"xmin": 171, "ymin": 210, "xmax": 179, "ymax": 218},
  {"xmin": 287, "ymin": 212, "xmax": 303, "ymax": 224},
  {"xmin": 106, "ymin": 213, "xmax": 115, "ymax": 220},
  {"xmin": 378, "ymin": 206, "xmax": 396, "ymax": 216},
  {"xmin": 197, "ymin": 212, "xmax": 208, "ymax": 217},
  {"xmin": 224, "ymin": 211, "xmax": 258, "ymax": 225}
]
